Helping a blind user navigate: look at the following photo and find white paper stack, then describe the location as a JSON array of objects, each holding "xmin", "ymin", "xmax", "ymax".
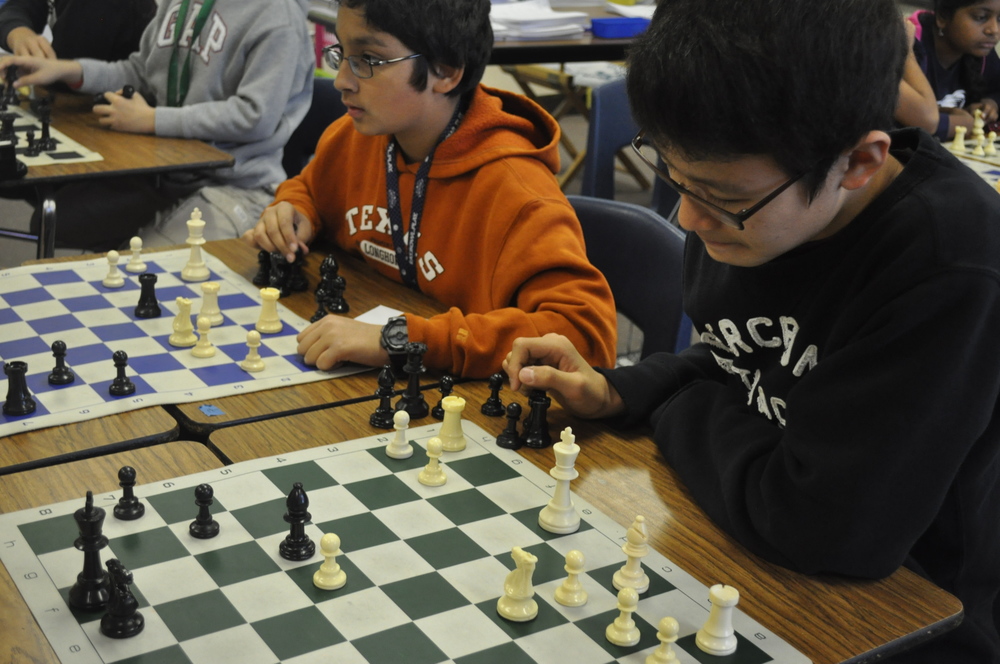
[
  {"xmin": 605, "ymin": 2, "xmax": 655, "ymax": 19},
  {"xmin": 490, "ymin": 0, "xmax": 590, "ymax": 40}
]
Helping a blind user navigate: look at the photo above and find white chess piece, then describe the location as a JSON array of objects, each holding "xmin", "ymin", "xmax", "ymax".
[
  {"xmin": 605, "ymin": 586, "xmax": 641, "ymax": 647},
  {"xmin": 973, "ymin": 108, "xmax": 986, "ymax": 141},
  {"xmin": 987, "ymin": 131, "xmax": 997, "ymax": 156},
  {"xmin": 497, "ymin": 546, "xmax": 538, "ymax": 622},
  {"xmin": 181, "ymin": 208, "xmax": 210, "ymax": 282},
  {"xmin": 255, "ymin": 287, "xmax": 283, "ymax": 334},
  {"xmin": 199, "ymin": 281, "xmax": 223, "ymax": 326},
  {"xmin": 554, "ymin": 549, "xmax": 587, "ymax": 607},
  {"xmin": 417, "ymin": 437, "xmax": 446, "ymax": 486},
  {"xmin": 240, "ymin": 330, "xmax": 265, "ymax": 372},
  {"xmin": 646, "ymin": 616, "xmax": 680, "ymax": 664},
  {"xmin": 385, "ymin": 410, "xmax": 413, "ymax": 459},
  {"xmin": 168, "ymin": 297, "xmax": 197, "ymax": 347},
  {"xmin": 538, "ymin": 427, "xmax": 581, "ymax": 534},
  {"xmin": 973, "ymin": 134, "xmax": 986, "ymax": 156},
  {"xmin": 191, "ymin": 315, "xmax": 216, "ymax": 358},
  {"xmin": 125, "ymin": 236, "xmax": 146, "ymax": 273},
  {"xmin": 102, "ymin": 250, "xmax": 125, "ymax": 288},
  {"xmin": 313, "ymin": 533, "xmax": 347, "ymax": 590},
  {"xmin": 696, "ymin": 584, "xmax": 740, "ymax": 656},
  {"xmin": 439, "ymin": 395, "xmax": 467, "ymax": 451},
  {"xmin": 950, "ymin": 125, "xmax": 968, "ymax": 153},
  {"xmin": 613, "ymin": 515, "xmax": 650, "ymax": 594}
]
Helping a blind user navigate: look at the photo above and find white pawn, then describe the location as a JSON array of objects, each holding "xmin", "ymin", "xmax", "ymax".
[
  {"xmin": 497, "ymin": 546, "xmax": 538, "ymax": 622},
  {"xmin": 191, "ymin": 315, "xmax": 216, "ymax": 358},
  {"xmin": 987, "ymin": 131, "xmax": 997, "ymax": 156},
  {"xmin": 125, "ymin": 236, "xmax": 146, "ymax": 273},
  {"xmin": 240, "ymin": 330, "xmax": 265, "ymax": 372},
  {"xmin": 538, "ymin": 427, "xmax": 581, "ymax": 534},
  {"xmin": 696, "ymin": 584, "xmax": 740, "ymax": 656},
  {"xmin": 168, "ymin": 296, "xmax": 197, "ymax": 347},
  {"xmin": 950, "ymin": 125, "xmax": 968, "ymax": 153},
  {"xmin": 385, "ymin": 410, "xmax": 413, "ymax": 459},
  {"xmin": 646, "ymin": 616, "xmax": 680, "ymax": 664},
  {"xmin": 973, "ymin": 134, "xmax": 986, "ymax": 156},
  {"xmin": 605, "ymin": 586, "xmax": 641, "ymax": 647},
  {"xmin": 554, "ymin": 549, "xmax": 587, "ymax": 607},
  {"xmin": 181, "ymin": 208, "xmax": 210, "ymax": 282},
  {"xmin": 313, "ymin": 533, "xmax": 347, "ymax": 590},
  {"xmin": 199, "ymin": 281, "xmax": 223, "ymax": 326},
  {"xmin": 613, "ymin": 515, "xmax": 650, "ymax": 594},
  {"xmin": 255, "ymin": 287, "xmax": 282, "ymax": 334},
  {"xmin": 439, "ymin": 395, "xmax": 467, "ymax": 451},
  {"xmin": 417, "ymin": 437, "xmax": 446, "ymax": 486},
  {"xmin": 103, "ymin": 250, "xmax": 125, "ymax": 288}
]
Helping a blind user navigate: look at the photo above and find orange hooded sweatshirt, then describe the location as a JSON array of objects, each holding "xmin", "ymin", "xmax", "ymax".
[{"xmin": 273, "ymin": 84, "xmax": 617, "ymax": 377}]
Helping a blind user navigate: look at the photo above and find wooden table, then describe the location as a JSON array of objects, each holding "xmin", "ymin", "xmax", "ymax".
[
  {"xmin": 0, "ymin": 90, "xmax": 234, "ymax": 259},
  {"xmin": 208, "ymin": 380, "xmax": 964, "ymax": 664},
  {"xmin": 0, "ymin": 440, "xmax": 225, "ymax": 664}
]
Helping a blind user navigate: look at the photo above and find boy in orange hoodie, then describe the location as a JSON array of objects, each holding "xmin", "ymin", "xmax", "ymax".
[{"xmin": 243, "ymin": 0, "xmax": 616, "ymax": 378}]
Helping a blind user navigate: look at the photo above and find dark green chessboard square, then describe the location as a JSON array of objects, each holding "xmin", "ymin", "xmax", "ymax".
[
  {"xmin": 59, "ymin": 580, "xmax": 151, "ymax": 624},
  {"xmin": 381, "ymin": 571, "xmax": 469, "ymax": 621},
  {"xmin": 114, "ymin": 645, "xmax": 194, "ymax": 664},
  {"xmin": 475, "ymin": 596, "xmax": 568, "ymax": 638},
  {"xmin": 229, "ymin": 497, "xmax": 293, "ymax": 539},
  {"xmin": 368, "ymin": 445, "xmax": 430, "ymax": 472},
  {"xmin": 407, "ymin": 527, "xmax": 490, "ymax": 570},
  {"xmin": 252, "ymin": 605, "xmax": 345, "ymax": 660},
  {"xmin": 454, "ymin": 641, "xmax": 535, "ymax": 664},
  {"xmin": 676, "ymin": 632, "xmax": 773, "ymax": 664},
  {"xmin": 426, "ymin": 489, "xmax": 505, "ymax": 526},
  {"xmin": 497, "ymin": 542, "xmax": 571, "ymax": 585},
  {"xmin": 262, "ymin": 460, "xmax": 339, "ymax": 495},
  {"xmin": 155, "ymin": 589, "xmax": 245, "ymax": 642},
  {"xmin": 352, "ymin": 622, "xmax": 448, "ymax": 664},
  {"xmin": 343, "ymin": 474, "xmax": 421, "ymax": 511},
  {"xmin": 510, "ymin": 507, "xmax": 594, "ymax": 541},
  {"xmin": 587, "ymin": 562, "xmax": 676, "ymax": 597},
  {"xmin": 110, "ymin": 526, "xmax": 188, "ymax": 570},
  {"xmin": 195, "ymin": 540, "xmax": 281, "ymax": 587},
  {"xmin": 445, "ymin": 454, "xmax": 522, "ymax": 487},
  {"xmin": 575, "ymin": 607, "xmax": 660, "ymax": 658},
  {"xmin": 285, "ymin": 554, "xmax": 374, "ymax": 602},
  {"xmin": 314, "ymin": 512, "xmax": 399, "ymax": 553},
  {"xmin": 18, "ymin": 513, "xmax": 79, "ymax": 556},
  {"xmin": 146, "ymin": 486, "xmax": 226, "ymax": 526}
]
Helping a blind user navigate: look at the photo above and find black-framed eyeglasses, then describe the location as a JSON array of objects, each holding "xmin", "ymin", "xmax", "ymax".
[
  {"xmin": 631, "ymin": 131, "xmax": 808, "ymax": 231},
  {"xmin": 323, "ymin": 44, "xmax": 423, "ymax": 79}
]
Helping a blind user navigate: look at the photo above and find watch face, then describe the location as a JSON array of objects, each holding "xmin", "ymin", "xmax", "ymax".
[{"xmin": 383, "ymin": 319, "xmax": 408, "ymax": 351}]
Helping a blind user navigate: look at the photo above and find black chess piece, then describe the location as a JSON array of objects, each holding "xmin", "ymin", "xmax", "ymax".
[
  {"xmin": 122, "ymin": 84, "xmax": 136, "ymax": 99},
  {"xmin": 520, "ymin": 389, "xmax": 553, "ymax": 449},
  {"xmin": 0, "ymin": 140, "xmax": 26, "ymax": 181},
  {"xmin": 0, "ymin": 112, "xmax": 16, "ymax": 141},
  {"xmin": 279, "ymin": 483, "xmax": 315, "ymax": 561},
  {"xmin": 31, "ymin": 97, "xmax": 57, "ymax": 152},
  {"xmin": 369, "ymin": 365, "xmax": 397, "ymax": 429},
  {"xmin": 113, "ymin": 466, "xmax": 144, "ymax": 520},
  {"xmin": 100, "ymin": 558, "xmax": 144, "ymax": 639},
  {"xmin": 319, "ymin": 255, "xmax": 348, "ymax": 314},
  {"xmin": 394, "ymin": 342, "xmax": 429, "ymax": 420},
  {"xmin": 68, "ymin": 491, "xmax": 111, "ymax": 611},
  {"xmin": 268, "ymin": 249, "xmax": 308, "ymax": 297},
  {"xmin": 496, "ymin": 402, "xmax": 523, "ymax": 449},
  {"xmin": 252, "ymin": 249, "xmax": 272, "ymax": 286},
  {"xmin": 48, "ymin": 340, "xmax": 75, "ymax": 385},
  {"xmin": 189, "ymin": 483, "xmax": 220, "ymax": 539},
  {"xmin": 286, "ymin": 247, "xmax": 308, "ymax": 293},
  {"xmin": 431, "ymin": 375, "xmax": 454, "ymax": 420},
  {"xmin": 24, "ymin": 128, "xmax": 40, "ymax": 157},
  {"xmin": 109, "ymin": 350, "xmax": 136, "ymax": 397},
  {"xmin": 310, "ymin": 284, "xmax": 329, "ymax": 323},
  {"xmin": 3, "ymin": 65, "xmax": 19, "ymax": 106},
  {"xmin": 3, "ymin": 360, "xmax": 36, "ymax": 416},
  {"xmin": 134, "ymin": 273, "xmax": 161, "ymax": 318},
  {"xmin": 481, "ymin": 372, "xmax": 505, "ymax": 417}
]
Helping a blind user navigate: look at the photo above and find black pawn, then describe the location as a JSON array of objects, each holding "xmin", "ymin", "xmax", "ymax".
[
  {"xmin": 252, "ymin": 249, "xmax": 271, "ymax": 286},
  {"xmin": 68, "ymin": 491, "xmax": 110, "ymax": 611},
  {"xmin": 481, "ymin": 372, "xmax": 505, "ymax": 417},
  {"xmin": 24, "ymin": 129, "xmax": 40, "ymax": 157},
  {"xmin": 310, "ymin": 285, "xmax": 329, "ymax": 323},
  {"xmin": 134, "ymin": 273, "xmax": 161, "ymax": 318},
  {"xmin": 3, "ymin": 360, "xmax": 36, "ymax": 416},
  {"xmin": 189, "ymin": 483, "xmax": 220, "ymax": 539},
  {"xmin": 48, "ymin": 340, "xmax": 75, "ymax": 385},
  {"xmin": 496, "ymin": 402, "xmax": 523, "ymax": 449},
  {"xmin": 286, "ymin": 247, "xmax": 308, "ymax": 294},
  {"xmin": 109, "ymin": 350, "xmax": 136, "ymax": 397},
  {"xmin": 520, "ymin": 389, "xmax": 553, "ymax": 449},
  {"xmin": 113, "ymin": 466, "xmax": 144, "ymax": 520},
  {"xmin": 100, "ymin": 558, "xmax": 144, "ymax": 639},
  {"xmin": 369, "ymin": 365, "xmax": 396, "ymax": 429},
  {"xmin": 394, "ymin": 342, "xmax": 429, "ymax": 420},
  {"xmin": 431, "ymin": 375, "xmax": 454, "ymax": 420},
  {"xmin": 279, "ymin": 482, "xmax": 315, "ymax": 561},
  {"xmin": 320, "ymin": 255, "xmax": 349, "ymax": 314}
]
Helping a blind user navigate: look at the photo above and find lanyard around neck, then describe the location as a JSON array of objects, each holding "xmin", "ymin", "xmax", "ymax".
[{"xmin": 167, "ymin": 0, "xmax": 216, "ymax": 107}]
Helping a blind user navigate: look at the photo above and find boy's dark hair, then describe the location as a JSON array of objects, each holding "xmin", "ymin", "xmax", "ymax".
[
  {"xmin": 338, "ymin": 0, "xmax": 492, "ymax": 100},
  {"xmin": 933, "ymin": 0, "xmax": 989, "ymax": 103},
  {"xmin": 626, "ymin": 0, "xmax": 907, "ymax": 199}
]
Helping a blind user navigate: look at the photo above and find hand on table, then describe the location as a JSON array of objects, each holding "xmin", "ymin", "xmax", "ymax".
[
  {"xmin": 6, "ymin": 28, "xmax": 56, "ymax": 59},
  {"xmin": 243, "ymin": 201, "xmax": 315, "ymax": 263},
  {"xmin": 0, "ymin": 54, "xmax": 81, "ymax": 87},
  {"xmin": 502, "ymin": 333, "xmax": 624, "ymax": 419},
  {"xmin": 92, "ymin": 89, "xmax": 155, "ymax": 133},
  {"xmin": 297, "ymin": 315, "xmax": 390, "ymax": 370}
]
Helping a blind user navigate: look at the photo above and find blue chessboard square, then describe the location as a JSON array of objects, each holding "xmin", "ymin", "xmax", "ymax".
[
  {"xmin": 191, "ymin": 362, "xmax": 254, "ymax": 386},
  {"xmin": 91, "ymin": 322, "xmax": 146, "ymax": 342},
  {"xmin": 219, "ymin": 293, "xmax": 259, "ymax": 310},
  {"xmin": 0, "ymin": 308, "xmax": 23, "ymax": 325},
  {"xmin": 27, "ymin": 314, "xmax": 84, "ymax": 335},
  {"xmin": 91, "ymin": 374, "xmax": 154, "ymax": 398},
  {"xmin": 157, "ymin": 285, "xmax": 200, "ymax": 302},
  {"xmin": 128, "ymin": 352, "xmax": 186, "ymax": 374},
  {"xmin": 4, "ymin": 287, "xmax": 52, "ymax": 306},
  {"xmin": 0, "ymin": 399, "xmax": 49, "ymax": 422},
  {"xmin": 0, "ymin": 335, "xmax": 51, "ymax": 359},
  {"xmin": 32, "ymin": 270, "xmax": 84, "ymax": 286},
  {"xmin": 283, "ymin": 354, "xmax": 312, "ymax": 372},
  {"xmin": 217, "ymin": 342, "xmax": 259, "ymax": 360},
  {"xmin": 62, "ymin": 294, "xmax": 116, "ymax": 313},
  {"xmin": 67, "ymin": 343, "xmax": 113, "ymax": 366},
  {"xmin": 91, "ymin": 279, "xmax": 140, "ymax": 293}
]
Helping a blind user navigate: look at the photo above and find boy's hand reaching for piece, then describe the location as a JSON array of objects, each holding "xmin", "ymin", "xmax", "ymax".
[{"xmin": 243, "ymin": 201, "xmax": 315, "ymax": 264}]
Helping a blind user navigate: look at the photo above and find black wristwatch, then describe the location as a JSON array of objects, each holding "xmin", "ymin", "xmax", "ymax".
[{"xmin": 380, "ymin": 316, "xmax": 409, "ymax": 368}]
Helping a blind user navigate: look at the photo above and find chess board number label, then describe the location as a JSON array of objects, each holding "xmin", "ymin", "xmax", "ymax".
[
  {"xmin": 69, "ymin": 645, "xmax": 82, "ymax": 654},
  {"xmin": 756, "ymin": 633, "xmax": 767, "ymax": 640},
  {"xmin": 131, "ymin": 397, "xmax": 144, "ymax": 404},
  {"xmin": 162, "ymin": 481, "xmax": 175, "ymax": 488},
  {"xmin": 23, "ymin": 571, "xmax": 37, "ymax": 579},
  {"xmin": 38, "ymin": 508, "xmax": 52, "ymax": 515},
  {"xmin": 219, "ymin": 468, "xmax": 233, "ymax": 475},
  {"xmin": 327, "ymin": 446, "xmax": 339, "ymax": 452},
  {"xmin": 660, "ymin": 564, "xmax": 673, "ymax": 573}
]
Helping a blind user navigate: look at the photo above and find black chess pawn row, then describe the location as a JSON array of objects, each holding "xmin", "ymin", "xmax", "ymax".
[{"xmin": 496, "ymin": 389, "xmax": 552, "ymax": 450}]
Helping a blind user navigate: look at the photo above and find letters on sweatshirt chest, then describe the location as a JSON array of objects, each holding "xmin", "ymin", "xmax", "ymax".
[
  {"xmin": 346, "ymin": 205, "xmax": 446, "ymax": 283},
  {"xmin": 157, "ymin": 2, "xmax": 228, "ymax": 64}
]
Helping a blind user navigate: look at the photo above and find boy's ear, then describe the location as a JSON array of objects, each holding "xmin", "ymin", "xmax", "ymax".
[
  {"xmin": 430, "ymin": 64, "xmax": 464, "ymax": 95},
  {"xmin": 840, "ymin": 130, "xmax": 892, "ymax": 191}
]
